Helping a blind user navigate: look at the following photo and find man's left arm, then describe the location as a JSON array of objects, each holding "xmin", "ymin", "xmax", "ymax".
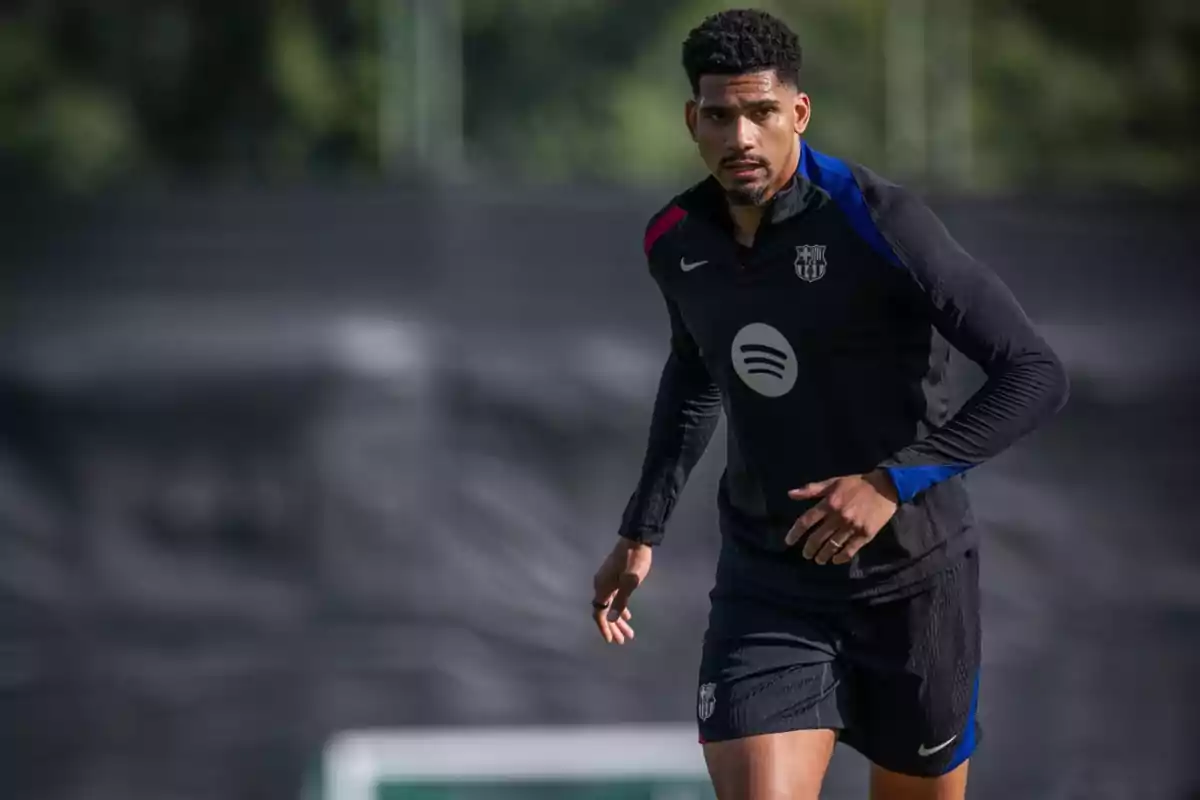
[
  {"xmin": 867, "ymin": 182, "xmax": 1070, "ymax": 502},
  {"xmin": 786, "ymin": 179, "xmax": 1069, "ymax": 562}
]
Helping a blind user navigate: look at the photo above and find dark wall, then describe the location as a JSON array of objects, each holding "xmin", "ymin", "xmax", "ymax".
[{"xmin": 1, "ymin": 190, "xmax": 1198, "ymax": 800}]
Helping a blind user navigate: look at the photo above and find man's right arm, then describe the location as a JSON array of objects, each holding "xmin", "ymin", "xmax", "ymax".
[{"xmin": 617, "ymin": 292, "xmax": 723, "ymax": 546}]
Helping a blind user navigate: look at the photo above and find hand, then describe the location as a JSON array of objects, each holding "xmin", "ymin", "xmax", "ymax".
[
  {"xmin": 591, "ymin": 537, "xmax": 652, "ymax": 645},
  {"xmin": 784, "ymin": 470, "xmax": 900, "ymax": 565}
]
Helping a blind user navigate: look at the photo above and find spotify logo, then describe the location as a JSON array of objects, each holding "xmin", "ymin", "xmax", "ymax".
[{"xmin": 731, "ymin": 323, "xmax": 797, "ymax": 398}]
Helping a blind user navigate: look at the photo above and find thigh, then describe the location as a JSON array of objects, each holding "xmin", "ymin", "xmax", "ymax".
[
  {"xmin": 870, "ymin": 759, "xmax": 970, "ymax": 800},
  {"xmin": 704, "ymin": 729, "xmax": 838, "ymax": 800},
  {"xmin": 697, "ymin": 590, "xmax": 846, "ymax": 744},
  {"xmin": 840, "ymin": 549, "xmax": 982, "ymax": 779}
]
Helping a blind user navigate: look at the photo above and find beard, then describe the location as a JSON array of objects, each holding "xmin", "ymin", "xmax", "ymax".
[{"xmin": 725, "ymin": 183, "xmax": 771, "ymax": 207}]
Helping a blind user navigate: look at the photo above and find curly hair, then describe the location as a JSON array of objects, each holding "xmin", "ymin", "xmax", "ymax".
[{"xmin": 681, "ymin": 9, "xmax": 802, "ymax": 95}]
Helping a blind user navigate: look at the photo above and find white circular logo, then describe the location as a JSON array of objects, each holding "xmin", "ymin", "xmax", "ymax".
[{"xmin": 731, "ymin": 323, "xmax": 797, "ymax": 397}]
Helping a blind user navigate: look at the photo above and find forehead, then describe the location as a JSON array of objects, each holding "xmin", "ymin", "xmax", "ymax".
[{"xmin": 696, "ymin": 70, "xmax": 792, "ymax": 105}]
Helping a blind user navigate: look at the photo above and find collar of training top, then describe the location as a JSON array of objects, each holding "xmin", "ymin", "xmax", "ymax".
[{"xmin": 692, "ymin": 138, "xmax": 821, "ymax": 233}]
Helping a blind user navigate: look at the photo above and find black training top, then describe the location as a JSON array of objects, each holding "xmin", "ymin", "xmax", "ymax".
[{"xmin": 618, "ymin": 141, "xmax": 1069, "ymax": 599}]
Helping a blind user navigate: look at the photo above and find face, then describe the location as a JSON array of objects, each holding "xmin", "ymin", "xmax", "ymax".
[{"xmin": 686, "ymin": 70, "xmax": 811, "ymax": 206}]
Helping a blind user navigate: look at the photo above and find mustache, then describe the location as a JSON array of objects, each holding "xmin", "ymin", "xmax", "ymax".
[{"xmin": 721, "ymin": 155, "xmax": 768, "ymax": 169}]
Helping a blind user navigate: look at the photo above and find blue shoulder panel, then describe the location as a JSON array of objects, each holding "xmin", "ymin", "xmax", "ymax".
[{"xmin": 798, "ymin": 142, "xmax": 902, "ymax": 268}]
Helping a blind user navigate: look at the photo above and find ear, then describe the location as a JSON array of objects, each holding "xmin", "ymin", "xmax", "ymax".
[
  {"xmin": 685, "ymin": 99, "xmax": 699, "ymax": 142},
  {"xmin": 794, "ymin": 92, "xmax": 811, "ymax": 135}
]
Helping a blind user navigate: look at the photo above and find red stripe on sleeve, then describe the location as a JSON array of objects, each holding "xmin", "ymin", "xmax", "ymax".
[{"xmin": 643, "ymin": 205, "xmax": 687, "ymax": 256}]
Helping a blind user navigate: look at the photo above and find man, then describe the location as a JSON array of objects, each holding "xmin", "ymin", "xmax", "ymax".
[{"xmin": 590, "ymin": 9, "xmax": 1069, "ymax": 800}]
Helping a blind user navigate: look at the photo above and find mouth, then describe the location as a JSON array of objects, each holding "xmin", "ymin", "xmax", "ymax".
[{"xmin": 724, "ymin": 161, "xmax": 767, "ymax": 180}]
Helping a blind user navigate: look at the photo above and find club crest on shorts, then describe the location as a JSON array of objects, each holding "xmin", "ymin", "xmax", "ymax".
[
  {"xmin": 697, "ymin": 682, "xmax": 717, "ymax": 721},
  {"xmin": 794, "ymin": 244, "xmax": 827, "ymax": 282}
]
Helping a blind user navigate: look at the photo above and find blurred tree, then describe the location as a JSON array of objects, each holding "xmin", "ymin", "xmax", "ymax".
[
  {"xmin": 0, "ymin": 0, "xmax": 1194, "ymax": 193},
  {"xmin": 454, "ymin": 0, "xmax": 887, "ymax": 185},
  {"xmin": 969, "ymin": 0, "xmax": 1200, "ymax": 191},
  {"xmin": 0, "ymin": 0, "xmax": 379, "ymax": 190},
  {"xmin": 456, "ymin": 0, "xmax": 1200, "ymax": 193}
]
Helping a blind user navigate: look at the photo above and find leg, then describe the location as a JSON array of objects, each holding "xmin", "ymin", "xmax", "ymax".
[
  {"xmin": 696, "ymin": 573, "xmax": 848, "ymax": 800},
  {"xmin": 870, "ymin": 759, "xmax": 969, "ymax": 800},
  {"xmin": 704, "ymin": 729, "xmax": 837, "ymax": 800},
  {"xmin": 841, "ymin": 549, "xmax": 983, "ymax": 794}
]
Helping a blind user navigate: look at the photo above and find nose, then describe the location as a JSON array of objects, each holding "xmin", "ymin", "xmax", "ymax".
[{"xmin": 732, "ymin": 115, "xmax": 757, "ymax": 150}]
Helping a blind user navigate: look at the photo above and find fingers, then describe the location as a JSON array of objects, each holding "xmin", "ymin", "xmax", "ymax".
[
  {"xmin": 831, "ymin": 533, "xmax": 871, "ymax": 565},
  {"xmin": 592, "ymin": 596, "xmax": 615, "ymax": 643},
  {"xmin": 812, "ymin": 526, "xmax": 854, "ymax": 565},
  {"xmin": 788, "ymin": 475, "xmax": 893, "ymax": 564},
  {"xmin": 608, "ymin": 572, "xmax": 640, "ymax": 621},
  {"xmin": 594, "ymin": 584, "xmax": 638, "ymax": 645},
  {"xmin": 785, "ymin": 500, "xmax": 828, "ymax": 546},
  {"xmin": 801, "ymin": 515, "xmax": 845, "ymax": 560},
  {"xmin": 604, "ymin": 606, "xmax": 637, "ymax": 645},
  {"xmin": 784, "ymin": 478, "xmax": 848, "ymax": 545},
  {"xmin": 787, "ymin": 477, "xmax": 839, "ymax": 501}
]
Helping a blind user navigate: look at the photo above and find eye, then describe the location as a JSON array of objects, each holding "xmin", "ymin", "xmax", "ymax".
[
  {"xmin": 702, "ymin": 108, "xmax": 730, "ymax": 123},
  {"xmin": 750, "ymin": 108, "xmax": 775, "ymax": 123}
]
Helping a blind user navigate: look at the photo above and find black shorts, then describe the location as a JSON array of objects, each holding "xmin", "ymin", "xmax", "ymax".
[{"xmin": 696, "ymin": 538, "xmax": 981, "ymax": 778}]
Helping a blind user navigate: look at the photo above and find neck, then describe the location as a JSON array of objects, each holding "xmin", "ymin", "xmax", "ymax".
[
  {"xmin": 726, "ymin": 139, "xmax": 803, "ymax": 246},
  {"xmin": 728, "ymin": 205, "xmax": 765, "ymax": 247}
]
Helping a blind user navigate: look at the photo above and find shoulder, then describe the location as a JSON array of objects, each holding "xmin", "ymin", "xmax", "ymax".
[
  {"xmin": 799, "ymin": 144, "xmax": 906, "ymax": 268},
  {"xmin": 642, "ymin": 201, "xmax": 687, "ymax": 259},
  {"xmin": 799, "ymin": 143, "xmax": 952, "ymax": 269},
  {"xmin": 800, "ymin": 143, "xmax": 909, "ymax": 211},
  {"xmin": 846, "ymin": 161, "xmax": 941, "ymax": 242},
  {"xmin": 846, "ymin": 162, "xmax": 969, "ymax": 278},
  {"xmin": 642, "ymin": 178, "xmax": 713, "ymax": 260}
]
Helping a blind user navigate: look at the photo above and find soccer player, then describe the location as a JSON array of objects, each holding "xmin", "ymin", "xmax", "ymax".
[{"xmin": 590, "ymin": 9, "xmax": 1068, "ymax": 800}]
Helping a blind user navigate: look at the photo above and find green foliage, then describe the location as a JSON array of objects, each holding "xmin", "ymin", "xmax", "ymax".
[
  {"xmin": 971, "ymin": 0, "xmax": 1200, "ymax": 191},
  {"xmin": 0, "ymin": 0, "xmax": 1194, "ymax": 193},
  {"xmin": 0, "ymin": 16, "xmax": 138, "ymax": 190}
]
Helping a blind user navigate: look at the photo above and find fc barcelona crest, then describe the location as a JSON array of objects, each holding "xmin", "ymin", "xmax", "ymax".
[
  {"xmin": 794, "ymin": 244, "xmax": 827, "ymax": 283},
  {"xmin": 698, "ymin": 682, "xmax": 716, "ymax": 721}
]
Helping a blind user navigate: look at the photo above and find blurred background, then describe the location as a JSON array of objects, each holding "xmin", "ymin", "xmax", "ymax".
[{"xmin": 1, "ymin": 1, "xmax": 1198, "ymax": 799}]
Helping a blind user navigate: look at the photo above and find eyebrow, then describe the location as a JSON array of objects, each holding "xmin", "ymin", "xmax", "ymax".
[{"xmin": 700, "ymin": 98, "xmax": 782, "ymax": 113}]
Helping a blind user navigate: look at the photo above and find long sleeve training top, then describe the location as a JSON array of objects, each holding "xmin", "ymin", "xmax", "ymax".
[{"xmin": 618, "ymin": 141, "xmax": 1069, "ymax": 598}]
